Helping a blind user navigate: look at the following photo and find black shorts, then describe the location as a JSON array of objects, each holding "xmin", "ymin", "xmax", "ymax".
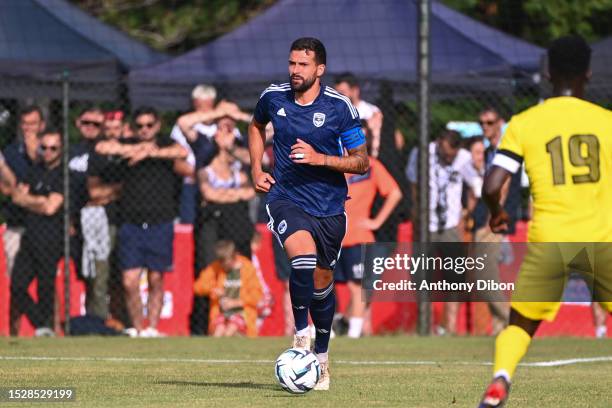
[{"xmin": 266, "ymin": 199, "xmax": 346, "ymax": 270}]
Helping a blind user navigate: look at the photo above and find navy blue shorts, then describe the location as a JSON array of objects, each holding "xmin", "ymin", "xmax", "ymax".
[
  {"xmin": 335, "ymin": 243, "xmax": 392, "ymax": 282},
  {"xmin": 334, "ymin": 245, "xmax": 365, "ymax": 282},
  {"xmin": 118, "ymin": 222, "xmax": 174, "ymax": 272},
  {"xmin": 266, "ymin": 199, "xmax": 346, "ymax": 270}
]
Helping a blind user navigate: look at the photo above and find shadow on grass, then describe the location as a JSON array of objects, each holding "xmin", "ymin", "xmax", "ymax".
[{"xmin": 156, "ymin": 380, "xmax": 284, "ymax": 392}]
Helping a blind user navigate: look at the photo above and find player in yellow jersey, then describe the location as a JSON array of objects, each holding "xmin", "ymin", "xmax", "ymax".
[{"xmin": 478, "ymin": 35, "xmax": 612, "ymax": 407}]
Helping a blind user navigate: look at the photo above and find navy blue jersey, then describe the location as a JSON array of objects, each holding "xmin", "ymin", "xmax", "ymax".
[{"xmin": 254, "ymin": 83, "xmax": 364, "ymax": 217}]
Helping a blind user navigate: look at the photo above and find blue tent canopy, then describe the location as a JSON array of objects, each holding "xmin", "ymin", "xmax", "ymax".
[
  {"xmin": 0, "ymin": 0, "xmax": 166, "ymax": 100},
  {"xmin": 130, "ymin": 0, "xmax": 543, "ymax": 109}
]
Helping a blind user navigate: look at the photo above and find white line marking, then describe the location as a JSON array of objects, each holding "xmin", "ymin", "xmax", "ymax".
[{"xmin": 0, "ymin": 356, "xmax": 610, "ymax": 367}]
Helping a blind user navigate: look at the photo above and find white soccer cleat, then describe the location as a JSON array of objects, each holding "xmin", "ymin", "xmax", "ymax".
[
  {"xmin": 313, "ymin": 357, "xmax": 330, "ymax": 391},
  {"xmin": 292, "ymin": 333, "xmax": 311, "ymax": 350}
]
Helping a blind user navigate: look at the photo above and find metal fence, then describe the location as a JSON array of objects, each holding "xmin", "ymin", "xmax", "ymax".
[{"xmin": 1, "ymin": 2, "xmax": 611, "ymax": 339}]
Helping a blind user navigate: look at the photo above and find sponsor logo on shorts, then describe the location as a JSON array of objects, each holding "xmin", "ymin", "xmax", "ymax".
[
  {"xmin": 313, "ymin": 112, "xmax": 326, "ymax": 127},
  {"xmin": 278, "ymin": 219, "xmax": 287, "ymax": 234}
]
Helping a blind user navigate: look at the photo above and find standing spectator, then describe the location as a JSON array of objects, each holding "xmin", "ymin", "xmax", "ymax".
[
  {"xmin": 2, "ymin": 105, "xmax": 44, "ymax": 335},
  {"xmin": 197, "ymin": 117, "xmax": 255, "ymax": 267},
  {"xmin": 193, "ymin": 240, "xmax": 263, "ymax": 337},
  {"xmin": 334, "ymin": 72, "xmax": 384, "ymax": 157},
  {"xmin": 406, "ymin": 130, "xmax": 477, "ymax": 335},
  {"xmin": 83, "ymin": 112, "xmax": 127, "ymax": 321},
  {"xmin": 335, "ymin": 123, "xmax": 402, "ymax": 338},
  {"xmin": 472, "ymin": 107, "xmax": 522, "ymax": 335},
  {"xmin": 69, "ymin": 106, "xmax": 105, "ymax": 211},
  {"xmin": 103, "ymin": 110, "xmax": 126, "ymax": 139},
  {"xmin": 10, "ymin": 129, "xmax": 65, "ymax": 337},
  {"xmin": 68, "ymin": 106, "xmax": 114, "ymax": 320},
  {"xmin": 96, "ymin": 107, "xmax": 188, "ymax": 337},
  {"xmin": 171, "ymin": 84, "xmax": 251, "ymax": 224}
]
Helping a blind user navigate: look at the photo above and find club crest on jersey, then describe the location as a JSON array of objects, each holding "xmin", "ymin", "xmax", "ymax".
[
  {"xmin": 278, "ymin": 220, "xmax": 288, "ymax": 234},
  {"xmin": 313, "ymin": 112, "xmax": 326, "ymax": 127}
]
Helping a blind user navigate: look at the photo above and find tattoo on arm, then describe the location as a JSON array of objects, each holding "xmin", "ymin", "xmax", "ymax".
[{"xmin": 323, "ymin": 144, "xmax": 369, "ymax": 175}]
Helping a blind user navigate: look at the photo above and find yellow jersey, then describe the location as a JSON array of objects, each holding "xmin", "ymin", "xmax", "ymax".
[{"xmin": 493, "ymin": 96, "xmax": 612, "ymax": 242}]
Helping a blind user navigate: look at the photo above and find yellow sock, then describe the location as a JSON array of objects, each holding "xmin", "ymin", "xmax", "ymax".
[{"xmin": 493, "ymin": 325, "xmax": 532, "ymax": 382}]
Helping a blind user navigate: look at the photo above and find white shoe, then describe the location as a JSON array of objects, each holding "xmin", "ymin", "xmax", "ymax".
[
  {"xmin": 34, "ymin": 327, "xmax": 55, "ymax": 337},
  {"xmin": 314, "ymin": 355, "xmax": 330, "ymax": 390},
  {"xmin": 123, "ymin": 327, "xmax": 139, "ymax": 338},
  {"xmin": 139, "ymin": 327, "xmax": 164, "ymax": 338},
  {"xmin": 292, "ymin": 333, "xmax": 311, "ymax": 350},
  {"xmin": 595, "ymin": 325, "xmax": 607, "ymax": 339}
]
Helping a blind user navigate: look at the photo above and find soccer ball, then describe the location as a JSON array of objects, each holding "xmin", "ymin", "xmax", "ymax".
[{"xmin": 275, "ymin": 348, "xmax": 321, "ymax": 394}]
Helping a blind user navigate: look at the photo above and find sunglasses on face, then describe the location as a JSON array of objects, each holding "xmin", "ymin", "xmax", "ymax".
[
  {"xmin": 479, "ymin": 120, "xmax": 497, "ymax": 126},
  {"xmin": 41, "ymin": 145, "xmax": 59, "ymax": 152},
  {"xmin": 80, "ymin": 120, "xmax": 102, "ymax": 128},
  {"xmin": 135, "ymin": 122, "xmax": 156, "ymax": 129}
]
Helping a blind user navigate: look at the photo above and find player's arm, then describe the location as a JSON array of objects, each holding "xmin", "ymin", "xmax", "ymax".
[
  {"xmin": 290, "ymin": 135, "xmax": 369, "ymax": 174},
  {"xmin": 248, "ymin": 118, "xmax": 275, "ymax": 192},
  {"xmin": 483, "ymin": 119, "xmax": 523, "ymax": 232},
  {"xmin": 483, "ymin": 166, "xmax": 512, "ymax": 232}
]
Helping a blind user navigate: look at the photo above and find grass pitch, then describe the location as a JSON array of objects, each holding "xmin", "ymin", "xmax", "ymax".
[{"xmin": 0, "ymin": 336, "xmax": 610, "ymax": 407}]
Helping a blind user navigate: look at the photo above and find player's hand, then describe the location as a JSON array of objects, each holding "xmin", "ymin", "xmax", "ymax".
[
  {"xmin": 290, "ymin": 138, "xmax": 324, "ymax": 166},
  {"xmin": 252, "ymin": 170, "xmax": 275, "ymax": 193},
  {"xmin": 489, "ymin": 209, "xmax": 510, "ymax": 233}
]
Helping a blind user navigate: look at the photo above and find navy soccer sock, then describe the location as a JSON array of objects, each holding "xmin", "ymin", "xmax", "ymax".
[
  {"xmin": 310, "ymin": 282, "xmax": 335, "ymax": 354},
  {"xmin": 289, "ymin": 255, "xmax": 317, "ymax": 333}
]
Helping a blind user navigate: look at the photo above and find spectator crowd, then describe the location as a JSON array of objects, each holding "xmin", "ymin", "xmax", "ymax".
[{"xmin": 6, "ymin": 75, "xmax": 595, "ymax": 339}]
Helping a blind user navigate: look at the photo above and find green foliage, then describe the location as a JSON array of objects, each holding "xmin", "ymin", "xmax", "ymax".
[
  {"xmin": 71, "ymin": 0, "xmax": 276, "ymax": 53},
  {"xmin": 441, "ymin": 0, "xmax": 612, "ymax": 46}
]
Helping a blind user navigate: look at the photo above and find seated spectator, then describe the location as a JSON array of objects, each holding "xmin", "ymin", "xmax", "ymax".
[
  {"xmin": 193, "ymin": 240, "xmax": 263, "ymax": 337},
  {"xmin": 197, "ymin": 117, "xmax": 255, "ymax": 268}
]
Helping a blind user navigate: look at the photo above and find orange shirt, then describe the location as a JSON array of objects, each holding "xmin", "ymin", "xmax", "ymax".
[
  {"xmin": 343, "ymin": 157, "xmax": 399, "ymax": 247},
  {"xmin": 193, "ymin": 254, "xmax": 263, "ymax": 337}
]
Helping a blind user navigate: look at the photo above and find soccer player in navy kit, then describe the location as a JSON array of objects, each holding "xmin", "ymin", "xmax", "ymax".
[{"xmin": 248, "ymin": 37, "xmax": 369, "ymax": 390}]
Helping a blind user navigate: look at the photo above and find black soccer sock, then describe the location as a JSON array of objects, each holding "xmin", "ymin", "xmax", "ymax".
[
  {"xmin": 289, "ymin": 255, "xmax": 317, "ymax": 333},
  {"xmin": 310, "ymin": 282, "xmax": 335, "ymax": 354}
]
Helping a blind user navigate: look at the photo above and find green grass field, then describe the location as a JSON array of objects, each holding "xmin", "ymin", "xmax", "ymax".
[{"xmin": 0, "ymin": 336, "xmax": 610, "ymax": 407}]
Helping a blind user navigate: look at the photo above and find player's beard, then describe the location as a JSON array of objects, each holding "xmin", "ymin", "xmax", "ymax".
[{"xmin": 290, "ymin": 74, "xmax": 316, "ymax": 93}]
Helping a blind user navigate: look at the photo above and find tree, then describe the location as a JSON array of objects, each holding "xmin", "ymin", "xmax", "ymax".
[
  {"xmin": 442, "ymin": 0, "xmax": 612, "ymax": 46},
  {"xmin": 71, "ymin": 0, "xmax": 276, "ymax": 53}
]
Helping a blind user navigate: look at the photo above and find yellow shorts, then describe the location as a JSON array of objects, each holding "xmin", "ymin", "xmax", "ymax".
[{"xmin": 511, "ymin": 243, "xmax": 612, "ymax": 321}]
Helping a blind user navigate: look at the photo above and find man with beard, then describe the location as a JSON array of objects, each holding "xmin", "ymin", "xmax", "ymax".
[
  {"xmin": 10, "ymin": 129, "xmax": 65, "ymax": 336},
  {"xmin": 248, "ymin": 37, "xmax": 369, "ymax": 390}
]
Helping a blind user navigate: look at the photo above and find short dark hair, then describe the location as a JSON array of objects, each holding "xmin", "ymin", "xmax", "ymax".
[
  {"xmin": 464, "ymin": 135, "xmax": 484, "ymax": 150},
  {"xmin": 335, "ymin": 72, "xmax": 358, "ymax": 87},
  {"xmin": 478, "ymin": 106, "xmax": 501, "ymax": 118},
  {"xmin": 290, "ymin": 37, "xmax": 326, "ymax": 65},
  {"xmin": 132, "ymin": 106, "xmax": 159, "ymax": 121},
  {"xmin": 548, "ymin": 35, "xmax": 591, "ymax": 80},
  {"xmin": 78, "ymin": 105, "xmax": 104, "ymax": 118},
  {"xmin": 40, "ymin": 127, "xmax": 62, "ymax": 141},
  {"xmin": 19, "ymin": 105, "xmax": 44, "ymax": 120},
  {"xmin": 438, "ymin": 130, "xmax": 462, "ymax": 149}
]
